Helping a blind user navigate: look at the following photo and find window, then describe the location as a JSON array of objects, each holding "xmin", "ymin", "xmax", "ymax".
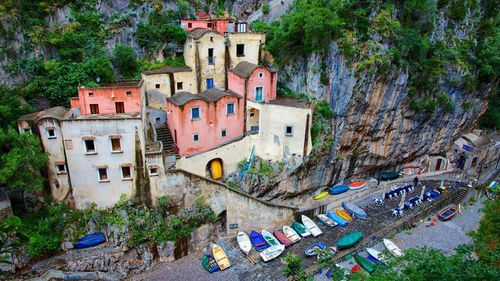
[
  {"xmin": 56, "ymin": 163, "xmax": 66, "ymax": 174},
  {"xmin": 126, "ymin": 91, "xmax": 132, "ymax": 97},
  {"xmin": 97, "ymin": 167, "xmax": 108, "ymax": 182},
  {"xmin": 85, "ymin": 139, "xmax": 96, "ymax": 154},
  {"xmin": 155, "ymin": 84, "xmax": 160, "ymax": 89},
  {"xmin": 115, "ymin": 102, "xmax": 125, "ymax": 113},
  {"xmin": 210, "ymin": 36, "xmax": 214, "ymax": 42},
  {"xmin": 149, "ymin": 166, "xmax": 159, "ymax": 176},
  {"xmin": 90, "ymin": 104, "xmax": 99, "ymax": 114},
  {"xmin": 206, "ymin": 78, "xmax": 214, "ymax": 89},
  {"xmin": 285, "ymin": 125, "xmax": 294, "ymax": 136},
  {"xmin": 111, "ymin": 138, "xmax": 121, "ymax": 152},
  {"xmin": 208, "ymin": 48, "xmax": 214, "ymax": 65},
  {"xmin": 155, "ymin": 117, "xmax": 161, "ymax": 124},
  {"xmin": 24, "ymin": 128, "xmax": 32, "ymax": 133},
  {"xmin": 121, "ymin": 166, "xmax": 132, "ymax": 180},
  {"xmin": 188, "ymin": 22, "xmax": 192, "ymax": 28},
  {"xmin": 88, "ymin": 92, "xmax": 94, "ymax": 97},
  {"xmin": 207, "ymin": 22, "xmax": 213, "ymax": 28},
  {"xmin": 236, "ymin": 44, "xmax": 245, "ymax": 57},
  {"xmin": 221, "ymin": 129, "xmax": 227, "ymax": 138},
  {"xmin": 255, "ymin": 87, "xmax": 264, "ymax": 102},
  {"xmin": 177, "ymin": 82, "xmax": 183, "ymax": 90},
  {"xmin": 191, "ymin": 107, "xmax": 200, "ymax": 120},
  {"xmin": 258, "ymin": 72, "xmax": 264, "ymax": 78},
  {"xmin": 226, "ymin": 103, "xmax": 235, "ymax": 115},
  {"xmin": 193, "ymin": 134, "xmax": 200, "ymax": 142},
  {"xmin": 47, "ymin": 128, "xmax": 56, "ymax": 138}
]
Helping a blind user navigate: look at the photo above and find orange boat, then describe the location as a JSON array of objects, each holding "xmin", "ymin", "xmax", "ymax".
[
  {"xmin": 336, "ymin": 209, "xmax": 352, "ymax": 221},
  {"xmin": 348, "ymin": 181, "xmax": 366, "ymax": 190}
]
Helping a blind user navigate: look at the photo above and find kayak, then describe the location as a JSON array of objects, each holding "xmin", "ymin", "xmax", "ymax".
[
  {"xmin": 317, "ymin": 246, "xmax": 337, "ymax": 261},
  {"xmin": 237, "ymin": 231, "xmax": 252, "ymax": 255},
  {"xmin": 201, "ymin": 254, "xmax": 219, "ymax": 273},
  {"xmin": 283, "ymin": 225, "xmax": 301, "ymax": 243},
  {"xmin": 305, "ymin": 242, "xmax": 326, "ymax": 256},
  {"xmin": 301, "ymin": 215, "xmax": 323, "ymax": 237},
  {"xmin": 336, "ymin": 231, "xmax": 363, "ymax": 249},
  {"xmin": 292, "ymin": 221, "xmax": 311, "ymax": 237},
  {"xmin": 212, "ymin": 244, "xmax": 231, "ymax": 270},
  {"xmin": 329, "ymin": 185, "xmax": 349, "ymax": 195},
  {"xmin": 250, "ymin": 231, "xmax": 270, "ymax": 251},
  {"xmin": 342, "ymin": 201, "xmax": 367, "ymax": 220},
  {"xmin": 327, "ymin": 212, "xmax": 348, "ymax": 227},
  {"xmin": 383, "ymin": 239, "xmax": 403, "ymax": 257},
  {"xmin": 317, "ymin": 214, "xmax": 338, "ymax": 228},
  {"xmin": 314, "ymin": 191, "xmax": 329, "ymax": 200},
  {"xmin": 260, "ymin": 244, "xmax": 285, "ymax": 262},
  {"xmin": 366, "ymin": 247, "xmax": 386, "ymax": 263},
  {"xmin": 354, "ymin": 254, "xmax": 375, "ymax": 274},
  {"xmin": 348, "ymin": 181, "xmax": 366, "ymax": 190},
  {"xmin": 74, "ymin": 232, "xmax": 106, "ymax": 249},
  {"xmin": 336, "ymin": 209, "xmax": 352, "ymax": 221},
  {"xmin": 262, "ymin": 229, "xmax": 281, "ymax": 246},
  {"xmin": 438, "ymin": 206, "xmax": 458, "ymax": 221},
  {"xmin": 274, "ymin": 230, "xmax": 293, "ymax": 247}
]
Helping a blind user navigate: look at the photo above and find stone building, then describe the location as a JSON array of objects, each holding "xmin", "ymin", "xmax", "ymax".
[{"xmin": 452, "ymin": 130, "xmax": 500, "ymax": 177}]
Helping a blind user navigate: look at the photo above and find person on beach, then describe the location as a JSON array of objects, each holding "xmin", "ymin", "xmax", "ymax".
[{"xmin": 413, "ymin": 176, "xmax": 419, "ymax": 187}]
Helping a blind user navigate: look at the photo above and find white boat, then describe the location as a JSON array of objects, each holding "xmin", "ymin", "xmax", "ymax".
[
  {"xmin": 260, "ymin": 244, "xmax": 285, "ymax": 262},
  {"xmin": 261, "ymin": 229, "xmax": 281, "ymax": 246},
  {"xmin": 237, "ymin": 231, "xmax": 252, "ymax": 255},
  {"xmin": 383, "ymin": 238, "xmax": 403, "ymax": 257},
  {"xmin": 283, "ymin": 225, "xmax": 301, "ymax": 243},
  {"xmin": 301, "ymin": 215, "xmax": 323, "ymax": 237},
  {"xmin": 366, "ymin": 247, "xmax": 386, "ymax": 262},
  {"xmin": 317, "ymin": 214, "xmax": 338, "ymax": 228}
]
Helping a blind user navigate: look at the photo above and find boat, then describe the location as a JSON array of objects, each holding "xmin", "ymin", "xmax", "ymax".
[
  {"xmin": 212, "ymin": 244, "xmax": 231, "ymax": 270},
  {"xmin": 259, "ymin": 244, "xmax": 285, "ymax": 262},
  {"xmin": 283, "ymin": 226, "xmax": 301, "ymax": 243},
  {"xmin": 326, "ymin": 212, "xmax": 348, "ymax": 227},
  {"xmin": 348, "ymin": 181, "xmax": 366, "ymax": 190},
  {"xmin": 317, "ymin": 214, "xmax": 338, "ymax": 228},
  {"xmin": 383, "ymin": 239, "xmax": 403, "ymax": 257},
  {"xmin": 262, "ymin": 230, "xmax": 281, "ymax": 246},
  {"xmin": 301, "ymin": 215, "xmax": 323, "ymax": 237},
  {"xmin": 342, "ymin": 201, "xmax": 367, "ymax": 220},
  {"xmin": 336, "ymin": 231, "xmax": 363, "ymax": 249},
  {"xmin": 366, "ymin": 247, "xmax": 386, "ymax": 263},
  {"xmin": 317, "ymin": 246, "xmax": 337, "ymax": 261},
  {"xmin": 314, "ymin": 191, "xmax": 329, "ymax": 200},
  {"xmin": 274, "ymin": 230, "xmax": 293, "ymax": 247},
  {"xmin": 201, "ymin": 254, "xmax": 219, "ymax": 273},
  {"xmin": 292, "ymin": 221, "xmax": 311, "ymax": 237},
  {"xmin": 336, "ymin": 209, "xmax": 352, "ymax": 221},
  {"xmin": 351, "ymin": 264, "xmax": 362, "ymax": 273},
  {"xmin": 329, "ymin": 184, "xmax": 349, "ymax": 195},
  {"xmin": 378, "ymin": 171, "xmax": 400, "ymax": 182},
  {"xmin": 74, "ymin": 232, "xmax": 106, "ymax": 249},
  {"xmin": 250, "ymin": 231, "xmax": 270, "ymax": 251},
  {"xmin": 438, "ymin": 205, "xmax": 458, "ymax": 221},
  {"xmin": 305, "ymin": 242, "xmax": 326, "ymax": 256},
  {"xmin": 354, "ymin": 254, "xmax": 375, "ymax": 274},
  {"xmin": 237, "ymin": 231, "xmax": 252, "ymax": 255}
]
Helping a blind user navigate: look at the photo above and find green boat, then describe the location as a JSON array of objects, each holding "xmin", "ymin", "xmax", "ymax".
[
  {"xmin": 354, "ymin": 254, "xmax": 375, "ymax": 274},
  {"xmin": 336, "ymin": 231, "xmax": 363, "ymax": 249},
  {"xmin": 292, "ymin": 221, "xmax": 311, "ymax": 237}
]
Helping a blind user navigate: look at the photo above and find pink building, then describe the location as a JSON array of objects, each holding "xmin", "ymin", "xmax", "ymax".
[
  {"xmin": 166, "ymin": 89, "xmax": 244, "ymax": 156},
  {"xmin": 71, "ymin": 80, "xmax": 143, "ymax": 115},
  {"xmin": 228, "ymin": 61, "xmax": 278, "ymax": 103},
  {"xmin": 180, "ymin": 19, "xmax": 248, "ymax": 34}
]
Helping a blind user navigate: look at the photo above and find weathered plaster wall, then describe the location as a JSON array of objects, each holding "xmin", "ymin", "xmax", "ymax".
[
  {"xmin": 75, "ymin": 86, "xmax": 142, "ymax": 115},
  {"xmin": 246, "ymin": 66, "xmax": 277, "ymax": 102},
  {"xmin": 142, "ymin": 73, "xmax": 169, "ymax": 97},
  {"xmin": 227, "ymin": 32, "xmax": 265, "ymax": 67}
]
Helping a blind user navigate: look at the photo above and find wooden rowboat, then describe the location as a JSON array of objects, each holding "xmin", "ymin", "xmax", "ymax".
[
  {"xmin": 292, "ymin": 221, "xmax": 311, "ymax": 237},
  {"xmin": 201, "ymin": 254, "xmax": 219, "ymax": 273},
  {"xmin": 262, "ymin": 229, "xmax": 281, "ymax": 246},
  {"xmin": 274, "ymin": 230, "xmax": 293, "ymax": 247},
  {"xmin": 366, "ymin": 247, "xmax": 386, "ymax": 263},
  {"xmin": 305, "ymin": 242, "xmax": 326, "ymax": 256},
  {"xmin": 260, "ymin": 244, "xmax": 285, "ymax": 262},
  {"xmin": 354, "ymin": 254, "xmax": 375, "ymax": 274},
  {"xmin": 283, "ymin": 225, "xmax": 301, "ymax": 243},
  {"xmin": 212, "ymin": 244, "xmax": 231, "ymax": 270},
  {"xmin": 438, "ymin": 205, "xmax": 458, "ymax": 221},
  {"xmin": 342, "ymin": 201, "xmax": 367, "ymax": 220},
  {"xmin": 326, "ymin": 212, "xmax": 348, "ymax": 227},
  {"xmin": 317, "ymin": 214, "xmax": 338, "ymax": 228},
  {"xmin": 237, "ymin": 231, "xmax": 252, "ymax": 255},
  {"xmin": 250, "ymin": 231, "xmax": 270, "ymax": 251},
  {"xmin": 336, "ymin": 209, "xmax": 352, "ymax": 221},
  {"xmin": 348, "ymin": 181, "xmax": 366, "ymax": 190},
  {"xmin": 329, "ymin": 185, "xmax": 349, "ymax": 195},
  {"xmin": 336, "ymin": 231, "xmax": 363, "ymax": 249}
]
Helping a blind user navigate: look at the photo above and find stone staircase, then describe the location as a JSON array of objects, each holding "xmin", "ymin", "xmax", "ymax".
[
  {"xmin": 453, "ymin": 188, "xmax": 469, "ymax": 205},
  {"xmin": 156, "ymin": 125, "xmax": 180, "ymax": 159}
]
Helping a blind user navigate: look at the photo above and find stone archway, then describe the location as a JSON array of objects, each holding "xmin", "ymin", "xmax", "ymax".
[{"xmin": 206, "ymin": 158, "xmax": 224, "ymax": 180}]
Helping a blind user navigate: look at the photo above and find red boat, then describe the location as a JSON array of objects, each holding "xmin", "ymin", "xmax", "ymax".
[
  {"xmin": 438, "ymin": 205, "xmax": 458, "ymax": 221},
  {"xmin": 274, "ymin": 230, "xmax": 293, "ymax": 247}
]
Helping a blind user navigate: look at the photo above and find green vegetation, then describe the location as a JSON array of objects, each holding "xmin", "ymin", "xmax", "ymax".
[
  {"xmin": 113, "ymin": 44, "xmax": 140, "ymax": 79},
  {"xmin": 262, "ymin": 3, "xmax": 270, "ymax": 15},
  {"xmin": 479, "ymin": 89, "xmax": 499, "ymax": 129},
  {"xmin": 283, "ymin": 253, "xmax": 307, "ymax": 281},
  {"xmin": 469, "ymin": 199, "xmax": 499, "ymax": 266}
]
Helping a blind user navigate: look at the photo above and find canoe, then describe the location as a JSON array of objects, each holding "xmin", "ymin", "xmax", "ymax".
[
  {"xmin": 210, "ymin": 159, "xmax": 222, "ymax": 180},
  {"xmin": 314, "ymin": 191, "xmax": 329, "ymax": 200},
  {"xmin": 301, "ymin": 215, "xmax": 323, "ymax": 237},
  {"xmin": 336, "ymin": 209, "xmax": 352, "ymax": 221},
  {"xmin": 317, "ymin": 214, "xmax": 338, "ymax": 228},
  {"xmin": 283, "ymin": 226, "xmax": 301, "ymax": 243},
  {"xmin": 366, "ymin": 247, "xmax": 386, "ymax": 263},
  {"xmin": 212, "ymin": 244, "xmax": 231, "ymax": 270},
  {"xmin": 305, "ymin": 242, "xmax": 326, "ymax": 256},
  {"xmin": 336, "ymin": 231, "xmax": 363, "ymax": 249},
  {"xmin": 438, "ymin": 206, "xmax": 458, "ymax": 221},
  {"xmin": 260, "ymin": 244, "xmax": 285, "ymax": 262},
  {"xmin": 329, "ymin": 185, "xmax": 349, "ymax": 195},
  {"xmin": 292, "ymin": 221, "xmax": 311, "ymax": 237},
  {"xmin": 348, "ymin": 181, "xmax": 366, "ymax": 190},
  {"xmin": 237, "ymin": 231, "xmax": 252, "ymax": 255},
  {"xmin": 342, "ymin": 201, "xmax": 367, "ymax": 220},
  {"xmin": 250, "ymin": 230, "xmax": 270, "ymax": 251},
  {"xmin": 383, "ymin": 239, "xmax": 403, "ymax": 257},
  {"xmin": 262, "ymin": 229, "xmax": 281, "ymax": 246},
  {"xmin": 317, "ymin": 246, "xmax": 337, "ymax": 261},
  {"xmin": 201, "ymin": 254, "xmax": 219, "ymax": 273},
  {"xmin": 274, "ymin": 230, "xmax": 293, "ymax": 247},
  {"xmin": 74, "ymin": 232, "xmax": 106, "ymax": 249},
  {"xmin": 354, "ymin": 254, "xmax": 375, "ymax": 274},
  {"xmin": 327, "ymin": 212, "xmax": 348, "ymax": 227}
]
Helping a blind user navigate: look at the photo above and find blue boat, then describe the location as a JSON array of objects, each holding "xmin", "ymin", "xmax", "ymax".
[
  {"xmin": 329, "ymin": 185, "xmax": 349, "ymax": 195},
  {"xmin": 74, "ymin": 232, "xmax": 106, "ymax": 249},
  {"xmin": 250, "ymin": 230, "xmax": 270, "ymax": 251},
  {"xmin": 305, "ymin": 242, "xmax": 326, "ymax": 256},
  {"xmin": 367, "ymin": 253, "xmax": 380, "ymax": 263},
  {"xmin": 326, "ymin": 212, "xmax": 348, "ymax": 227}
]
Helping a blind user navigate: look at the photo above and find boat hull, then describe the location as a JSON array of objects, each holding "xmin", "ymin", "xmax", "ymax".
[
  {"xmin": 354, "ymin": 254, "xmax": 375, "ymax": 274},
  {"xmin": 326, "ymin": 212, "xmax": 348, "ymax": 227},
  {"xmin": 348, "ymin": 181, "xmax": 366, "ymax": 190},
  {"xmin": 292, "ymin": 221, "xmax": 311, "ymax": 237},
  {"xmin": 329, "ymin": 185, "xmax": 349, "ymax": 195},
  {"xmin": 438, "ymin": 206, "xmax": 458, "ymax": 221},
  {"xmin": 314, "ymin": 191, "xmax": 329, "ymax": 200},
  {"xmin": 202, "ymin": 254, "xmax": 219, "ymax": 273},
  {"xmin": 342, "ymin": 201, "xmax": 367, "ymax": 220},
  {"xmin": 305, "ymin": 242, "xmax": 326, "ymax": 256},
  {"xmin": 213, "ymin": 244, "xmax": 231, "ymax": 270},
  {"xmin": 260, "ymin": 245, "xmax": 285, "ymax": 262},
  {"xmin": 274, "ymin": 230, "xmax": 293, "ymax": 247},
  {"xmin": 74, "ymin": 232, "xmax": 106, "ymax": 249},
  {"xmin": 336, "ymin": 209, "xmax": 352, "ymax": 221},
  {"xmin": 337, "ymin": 231, "xmax": 363, "ymax": 249}
]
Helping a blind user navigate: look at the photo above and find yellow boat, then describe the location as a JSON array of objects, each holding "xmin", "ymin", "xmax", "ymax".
[
  {"xmin": 212, "ymin": 244, "xmax": 231, "ymax": 270},
  {"xmin": 210, "ymin": 160, "xmax": 222, "ymax": 180},
  {"xmin": 336, "ymin": 209, "xmax": 352, "ymax": 221},
  {"xmin": 314, "ymin": 191, "xmax": 329, "ymax": 200}
]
